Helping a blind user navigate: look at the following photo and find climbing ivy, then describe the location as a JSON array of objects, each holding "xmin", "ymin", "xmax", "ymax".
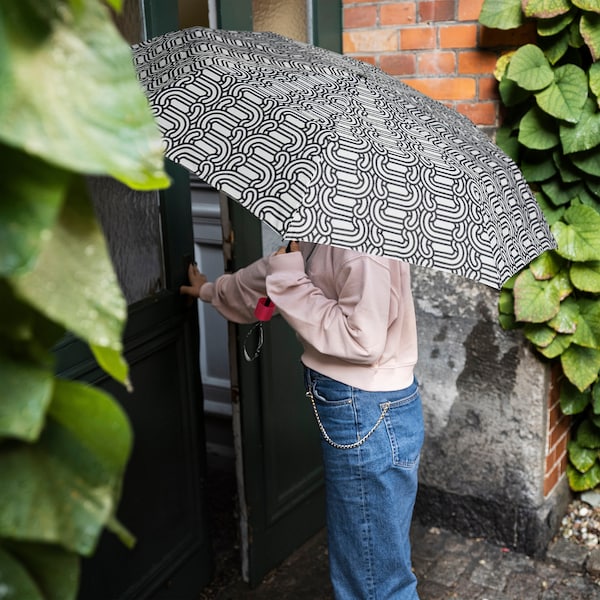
[
  {"xmin": 0, "ymin": 0, "xmax": 169, "ymax": 598},
  {"xmin": 480, "ymin": 0, "xmax": 600, "ymax": 492}
]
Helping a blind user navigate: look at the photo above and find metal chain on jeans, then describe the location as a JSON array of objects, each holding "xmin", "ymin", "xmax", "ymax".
[{"xmin": 306, "ymin": 389, "xmax": 391, "ymax": 450}]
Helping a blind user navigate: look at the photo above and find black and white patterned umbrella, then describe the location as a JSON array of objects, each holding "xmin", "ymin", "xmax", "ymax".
[{"xmin": 132, "ymin": 27, "xmax": 556, "ymax": 289}]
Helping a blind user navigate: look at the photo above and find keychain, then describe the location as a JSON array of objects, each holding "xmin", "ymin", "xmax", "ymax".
[{"xmin": 243, "ymin": 296, "xmax": 275, "ymax": 361}]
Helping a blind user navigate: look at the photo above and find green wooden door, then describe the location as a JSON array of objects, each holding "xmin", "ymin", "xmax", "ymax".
[
  {"xmin": 217, "ymin": 0, "xmax": 342, "ymax": 586},
  {"xmin": 55, "ymin": 3, "xmax": 214, "ymax": 599}
]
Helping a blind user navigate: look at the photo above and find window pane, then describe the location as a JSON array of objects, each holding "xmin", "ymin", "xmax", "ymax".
[{"xmin": 253, "ymin": 0, "xmax": 307, "ymax": 42}]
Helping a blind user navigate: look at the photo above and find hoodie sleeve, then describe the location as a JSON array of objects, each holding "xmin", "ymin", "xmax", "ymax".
[
  {"xmin": 199, "ymin": 256, "xmax": 269, "ymax": 324},
  {"xmin": 265, "ymin": 251, "xmax": 391, "ymax": 365}
]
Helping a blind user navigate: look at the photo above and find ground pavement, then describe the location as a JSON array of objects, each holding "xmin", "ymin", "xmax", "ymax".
[{"xmin": 199, "ymin": 456, "xmax": 600, "ymax": 599}]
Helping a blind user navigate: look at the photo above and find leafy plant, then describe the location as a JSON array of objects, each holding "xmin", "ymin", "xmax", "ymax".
[
  {"xmin": 0, "ymin": 0, "xmax": 169, "ymax": 597},
  {"xmin": 480, "ymin": 0, "xmax": 600, "ymax": 492}
]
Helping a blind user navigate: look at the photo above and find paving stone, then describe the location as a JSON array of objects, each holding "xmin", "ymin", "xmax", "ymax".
[
  {"xmin": 546, "ymin": 537, "xmax": 590, "ymax": 572},
  {"xmin": 469, "ymin": 556, "xmax": 509, "ymax": 591},
  {"xmin": 586, "ymin": 547, "xmax": 600, "ymax": 579}
]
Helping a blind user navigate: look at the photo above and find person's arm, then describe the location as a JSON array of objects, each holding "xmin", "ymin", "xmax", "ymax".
[
  {"xmin": 266, "ymin": 251, "xmax": 392, "ymax": 364},
  {"xmin": 180, "ymin": 257, "xmax": 270, "ymax": 324}
]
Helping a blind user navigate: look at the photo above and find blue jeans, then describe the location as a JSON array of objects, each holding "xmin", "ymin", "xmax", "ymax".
[{"xmin": 305, "ymin": 367, "xmax": 424, "ymax": 600}]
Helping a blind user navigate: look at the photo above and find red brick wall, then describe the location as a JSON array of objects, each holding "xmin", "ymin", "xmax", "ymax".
[
  {"xmin": 342, "ymin": 0, "xmax": 566, "ymax": 498},
  {"xmin": 342, "ymin": 0, "xmax": 535, "ymax": 132}
]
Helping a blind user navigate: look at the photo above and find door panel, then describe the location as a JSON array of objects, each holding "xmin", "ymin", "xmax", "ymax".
[{"xmin": 217, "ymin": 0, "xmax": 342, "ymax": 581}]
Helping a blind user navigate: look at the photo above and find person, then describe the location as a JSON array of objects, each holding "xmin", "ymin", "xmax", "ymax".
[{"xmin": 180, "ymin": 240, "xmax": 424, "ymax": 600}]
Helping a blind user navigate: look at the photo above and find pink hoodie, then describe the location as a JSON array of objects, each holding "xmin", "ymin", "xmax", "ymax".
[{"xmin": 199, "ymin": 243, "xmax": 418, "ymax": 391}]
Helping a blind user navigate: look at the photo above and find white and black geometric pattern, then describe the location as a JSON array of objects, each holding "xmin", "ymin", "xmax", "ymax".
[{"xmin": 132, "ymin": 27, "xmax": 556, "ymax": 289}]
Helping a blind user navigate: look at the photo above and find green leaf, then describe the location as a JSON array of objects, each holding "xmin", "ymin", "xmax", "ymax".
[
  {"xmin": 0, "ymin": 0, "xmax": 169, "ymax": 190},
  {"xmin": 570, "ymin": 260, "xmax": 600, "ymax": 292},
  {"xmin": 529, "ymin": 250, "xmax": 563, "ymax": 279},
  {"xmin": 499, "ymin": 77, "xmax": 532, "ymax": 107},
  {"xmin": 521, "ymin": 151, "xmax": 558, "ymax": 181},
  {"xmin": 581, "ymin": 11, "xmax": 600, "ymax": 61},
  {"xmin": 560, "ymin": 98, "xmax": 600, "ymax": 154},
  {"xmin": 535, "ymin": 64, "xmax": 587, "ymax": 123},
  {"xmin": 561, "ymin": 380, "xmax": 591, "ymax": 415},
  {"xmin": 499, "ymin": 312, "xmax": 518, "ymax": 329},
  {"xmin": 590, "ymin": 62, "xmax": 600, "ymax": 106},
  {"xmin": 495, "ymin": 125, "xmax": 521, "ymax": 161},
  {"xmin": 538, "ymin": 9, "xmax": 576, "ymax": 36},
  {"xmin": 593, "ymin": 380, "xmax": 600, "ymax": 413},
  {"xmin": 541, "ymin": 29, "xmax": 571, "ymax": 64},
  {"xmin": 90, "ymin": 345, "xmax": 131, "ymax": 390},
  {"xmin": 551, "ymin": 204, "xmax": 600, "ymax": 261},
  {"xmin": 519, "ymin": 106, "xmax": 560, "ymax": 149},
  {"xmin": 568, "ymin": 439, "xmax": 598, "ymax": 472},
  {"xmin": 0, "ymin": 541, "xmax": 79, "ymax": 600},
  {"xmin": 561, "ymin": 344, "xmax": 600, "ymax": 391},
  {"xmin": 0, "ymin": 145, "xmax": 68, "ymax": 277},
  {"xmin": 573, "ymin": 297, "xmax": 600, "ymax": 348},
  {"xmin": 507, "ymin": 44, "xmax": 555, "ymax": 91},
  {"xmin": 567, "ymin": 462, "xmax": 600, "ymax": 490},
  {"xmin": 535, "ymin": 191, "xmax": 567, "ymax": 224},
  {"xmin": 522, "ymin": 0, "xmax": 572, "ymax": 19},
  {"xmin": 9, "ymin": 177, "xmax": 127, "ymax": 355},
  {"xmin": 0, "ymin": 379, "xmax": 133, "ymax": 555},
  {"xmin": 570, "ymin": 147, "xmax": 600, "ymax": 176},
  {"xmin": 577, "ymin": 418, "xmax": 600, "ymax": 448},
  {"xmin": 513, "ymin": 268, "xmax": 561, "ymax": 322},
  {"xmin": 538, "ymin": 331, "xmax": 573, "ymax": 357},
  {"xmin": 548, "ymin": 296, "xmax": 579, "ymax": 333},
  {"xmin": 498, "ymin": 288, "xmax": 515, "ymax": 314},
  {"xmin": 573, "ymin": 0, "xmax": 600, "ymax": 12},
  {"xmin": 479, "ymin": 0, "xmax": 524, "ymax": 29},
  {"xmin": 0, "ymin": 356, "xmax": 53, "ymax": 442},
  {"xmin": 541, "ymin": 179, "xmax": 587, "ymax": 206},
  {"xmin": 524, "ymin": 322, "xmax": 557, "ymax": 347}
]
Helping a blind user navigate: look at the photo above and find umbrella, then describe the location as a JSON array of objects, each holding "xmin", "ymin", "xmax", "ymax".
[{"xmin": 132, "ymin": 26, "xmax": 556, "ymax": 289}]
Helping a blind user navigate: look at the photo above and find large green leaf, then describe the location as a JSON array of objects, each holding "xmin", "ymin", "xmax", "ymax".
[
  {"xmin": 570, "ymin": 147, "xmax": 600, "ymax": 176},
  {"xmin": 0, "ymin": 0, "xmax": 169, "ymax": 190},
  {"xmin": 567, "ymin": 462, "xmax": 600, "ymax": 490},
  {"xmin": 568, "ymin": 439, "xmax": 598, "ymax": 472},
  {"xmin": 0, "ymin": 379, "xmax": 133, "ymax": 555},
  {"xmin": 0, "ymin": 541, "xmax": 79, "ymax": 600},
  {"xmin": 524, "ymin": 322, "xmax": 557, "ymax": 347},
  {"xmin": 507, "ymin": 44, "xmax": 555, "ymax": 91},
  {"xmin": 593, "ymin": 380, "xmax": 600, "ymax": 413},
  {"xmin": 0, "ymin": 356, "xmax": 53, "ymax": 442},
  {"xmin": 479, "ymin": 0, "xmax": 524, "ymax": 29},
  {"xmin": 521, "ymin": 151, "xmax": 557, "ymax": 181},
  {"xmin": 590, "ymin": 62, "xmax": 600, "ymax": 107},
  {"xmin": 519, "ymin": 106, "xmax": 560, "ymax": 149},
  {"xmin": 570, "ymin": 260, "xmax": 600, "ymax": 292},
  {"xmin": 541, "ymin": 28, "xmax": 570, "ymax": 64},
  {"xmin": 561, "ymin": 344, "xmax": 600, "ymax": 390},
  {"xmin": 535, "ymin": 64, "xmax": 587, "ymax": 123},
  {"xmin": 537, "ymin": 331, "xmax": 573, "ymax": 357},
  {"xmin": 495, "ymin": 125, "xmax": 521, "ymax": 160},
  {"xmin": 577, "ymin": 418, "xmax": 600, "ymax": 448},
  {"xmin": 548, "ymin": 295, "xmax": 579, "ymax": 333},
  {"xmin": 499, "ymin": 77, "xmax": 532, "ymax": 107},
  {"xmin": 560, "ymin": 98, "xmax": 600, "ymax": 154},
  {"xmin": 561, "ymin": 381, "xmax": 591, "ymax": 415},
  {"xmin": 573, "ymin": 0, "xmax": 600, "ymax": 12},
  {"xmin": 535, "ymin": 190, "xmax": 567, "ymax": 224},
  {"xmin": 9, "ymin": 178, "xmax": 128, "ymax": 382},
  {"xmin": 572, "ymin": 297, "xmax": 600, "ymax": 348},
  {"xmin": 0, "ymin": 145, "xmax": 68, "ymax": 277},
  {"xmin": 530, "ymin": 250, "xmax": 563, "ymax": 279},
  {"xmin": 513, "ymin": 268, "xmax": 561, "ymax": 322},
  {"xmin": 581, "ymin": 11, "xmax": 600, "ymax": 61},
  {"xmin": 522, "ymin": 0, "xmax": 572, "ymax": 19},
  {"xmin": 551, "ymin": 204, "xmax": 600, "ymax": 261},
  {"xmin": 541, "ymin": 178, "xmax": 585, "ymax": 206},
  {"xmin": 538, "ymin": 9, "xmax": 576, "ymax": 36}
]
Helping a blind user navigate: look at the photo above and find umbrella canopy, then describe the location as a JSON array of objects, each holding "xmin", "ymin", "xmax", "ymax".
[{"xmin": 132, "ymin": 27, "xmax": 556, "ymax": 289}]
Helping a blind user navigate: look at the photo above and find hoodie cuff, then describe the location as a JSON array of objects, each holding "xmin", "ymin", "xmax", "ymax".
[{"xmin": 199, "ymin": 282, "xmax": 214, "ymax": 303}]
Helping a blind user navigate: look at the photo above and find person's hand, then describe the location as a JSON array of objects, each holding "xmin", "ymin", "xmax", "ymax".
[
  {"xmin": 276, "ymin": 240, "xmax": 300, "ymax": 255},
  {"xmin": 180, "ymin": 262, "xmax": 208, "ymax": 298}
]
